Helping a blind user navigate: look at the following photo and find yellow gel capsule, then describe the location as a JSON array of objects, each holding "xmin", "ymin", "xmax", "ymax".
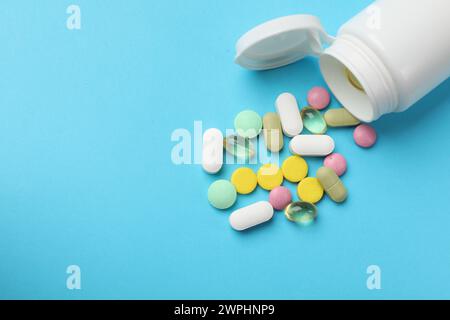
[
  {"xmin": 257, "ymin": 164, "xmax": 283, "ymax": 191},
  {"xmin": 297, "ymin": 177, "xmax": 324, "ymax": 203},
  {"xmin": 231, "ymin": 167, "xmax": 258, "ymax": 195},
  {"xmin": 345, "ymin": 67, "xmax": 365, "ymax": 92},
  {"xmin": 281, "ymin": 156, "xmax": 308, "ymax": 183}
]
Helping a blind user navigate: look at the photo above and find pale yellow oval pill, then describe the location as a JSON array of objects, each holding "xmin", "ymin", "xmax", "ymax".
[
  {"xmin": 297, "ymin": 177, "xmax": 324, "ymax": 203},
  {"xmin": 281, "ymin": 156, "xmax": 308, "ymax": 183},
  {"xmin": 231, "ymin": 167, "xmax": 258, "ymax": 195},
  {"xmin": 324, "ymin": 108, "xmax": 361, "ymax": 127},
  {"xmin": 257, "ymin": 164, "xmax": 283, "ymax": 191}
]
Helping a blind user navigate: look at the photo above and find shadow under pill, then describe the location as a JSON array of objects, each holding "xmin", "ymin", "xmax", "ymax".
[
  {"xmin": 239, "ymin": 57, "xmax": 322, "ymax": 92},
  {"xmin": 231, "ymin": 217, "xmax": 276, "ymax": 236}
]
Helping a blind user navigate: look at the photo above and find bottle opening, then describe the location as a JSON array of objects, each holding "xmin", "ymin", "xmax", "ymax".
[{"xmin": 319, "ymin": 54, "xmax": 375, "ymax": 122}]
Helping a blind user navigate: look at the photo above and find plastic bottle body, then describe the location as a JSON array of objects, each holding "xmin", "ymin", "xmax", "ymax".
[{"xmin": 319, "ymin": 0, "xmax": 450, "ymax": 122}]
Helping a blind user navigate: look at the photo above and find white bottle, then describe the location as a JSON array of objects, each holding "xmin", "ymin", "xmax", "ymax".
[{"xmin": 235, "ymin": 0, "xmax": 450, "ymax": 122}]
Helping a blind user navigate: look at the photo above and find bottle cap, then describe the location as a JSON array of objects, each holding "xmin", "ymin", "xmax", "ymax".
[{"xmin": 235, "ymin": 15, "xmax": 334, "ymax": 70}]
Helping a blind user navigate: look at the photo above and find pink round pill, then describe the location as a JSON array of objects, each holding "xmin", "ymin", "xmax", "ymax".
[
  {"xmin": 269, "ymin": 186, "xmax": 292, "ymax": 211},
  {"xmin": 307, "ymin": 86, "xmax": 331, "ymax": 110},
  {"xmin": 354, "ymin": 124, "xmax": 377, "ymax": 148},
  {"xmin": 324, "ymin": 153, "xmax": 347, "ymax": 176}
]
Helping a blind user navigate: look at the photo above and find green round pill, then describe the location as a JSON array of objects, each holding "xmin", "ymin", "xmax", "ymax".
[
  {"xmin": 234, "ymin": 110, "xmax": 262, "ymax": 139},
  {"xmin": 208, "ymin": 180, "xmax": 237, "ymax": 210}
]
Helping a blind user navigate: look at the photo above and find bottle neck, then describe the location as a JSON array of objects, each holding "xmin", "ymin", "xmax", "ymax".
[{"xmin": 319, "ymin": 34, "xmax": 399, "ymax": 122}]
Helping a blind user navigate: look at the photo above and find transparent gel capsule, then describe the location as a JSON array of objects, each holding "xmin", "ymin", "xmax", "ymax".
[
  {"xmin": 223, "ymin": 134, "xmax": 255, "ymax": 160},
  {"xmin": 301, "ymin": 107, "xmax": 328, "ymax": 134},
  {"xmin": 284, "ymin": 201, "xmax": 318, "ymax": 226}
]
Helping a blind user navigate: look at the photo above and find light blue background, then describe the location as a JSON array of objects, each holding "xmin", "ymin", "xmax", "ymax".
[{"xmin": 0, "ymin": 0, "xmax": 449, "ymax": 300}]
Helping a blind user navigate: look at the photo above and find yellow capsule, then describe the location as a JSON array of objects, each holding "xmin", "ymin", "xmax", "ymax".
[{"xmin": 263, "ymin": 113, "xmax": 284, "ymax": 152}]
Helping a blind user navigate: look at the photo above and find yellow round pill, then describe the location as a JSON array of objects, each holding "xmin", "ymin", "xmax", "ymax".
[
  {"xmin": 297, "ymin": 177, "xmax": 324, "ymax": 203},
  {"xmin": 257, "ymin": 164, "xmax": 283, "ymax": 191},
  {"xmin": 282, "ymin": 156, "xmax": 308, "ymax": 182},
  {"xmin": 231, "ymin": 167, "xmax": 257, "ymax": 195}
]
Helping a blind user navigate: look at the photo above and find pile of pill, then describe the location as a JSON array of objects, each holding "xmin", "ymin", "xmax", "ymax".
[{"xmin": 203, "ymin": 86, "xmax": 377, "ymax": 231}]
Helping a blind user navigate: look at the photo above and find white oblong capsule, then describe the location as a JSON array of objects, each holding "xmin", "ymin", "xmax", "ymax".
[
  {"xmin": 275, "ymin": 93, "xmax": 303, "ymax": 137},
  {"xmin": 229, "ymin": 201, "xmax": 274, "ymax": 231},
  {"xmin": 289, "ymin": 135, "xmax": 335, "ymax": 156},
  {"xmin": 202, "ymin": 128, "xmax": 223, "ymax": 174}
]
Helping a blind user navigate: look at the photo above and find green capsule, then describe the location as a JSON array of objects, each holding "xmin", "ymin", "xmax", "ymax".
[
  {"xmin": 316, "ymin": 167, "xmax": 348, "ymax": 203},
  {"xmin": 223, "ymin": 134, "xmax": 255, "ymax": 160},
  {"xmin": 284, "ymin": 201, "xmax": 318, "ymax": 226},
  {"xmin": 301, "ymin": 107, "xmax": 327, "ymax": 134}
]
